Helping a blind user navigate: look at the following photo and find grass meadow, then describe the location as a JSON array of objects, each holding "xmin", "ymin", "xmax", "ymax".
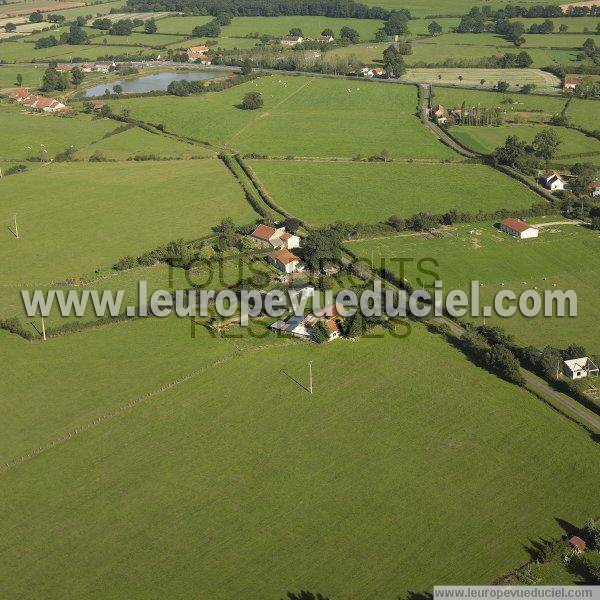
[
  {"xmin": 249, "ymin": 160, "xmax": 541, "ymax": 224},
  {"xmin": 513, "ymin": 16, "xmax": 600, "ymax": 33},
  {"xmin": 106, "ymin": 75, "xmax": 457, "ymax": 159},
  {"xmin": 0, "ymin": 320, "xmax": 598, "ymax": 598},
  {"xmin": 0, "ymin": 160, "xmax": 256, "ymax": 284},
  {"xmin": 74, "ymin": 125, "xmax": 214, "ymax": 160},
  {"xmin": 566, "ymin": 97, "xmax": 600, "ymax": 132},
  {"xmin": 0, "ymin": 105, "xmax": 119, "ymax": 159},
  {"xmin": 0, "ymin": 65, "xmax": 46, "ymax": 88},
  {"xmin": 449, "ymin": 123, "xmax": 600, "ymax": 164},
  {"xmin": 405, "ymin": 68, "xmax": 561, "ymax": 91},
  {"xmin": 349, "ymin": 221, "xmax": 600, "ymax": 351},
  {"xmin": 429, "ymin": 86, "xmax": 568, "ymax": 116},
  {"xmin": 362, "ymin": 0, "xmax": 556, "ymax": 17}
]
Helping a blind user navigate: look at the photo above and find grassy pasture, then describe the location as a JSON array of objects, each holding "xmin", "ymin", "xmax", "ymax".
[
  {"xmin": 513, "ymin": 16, "xmax": 600, "ymax": 33},
  {"xmin": 169, "ymin": 35, "xmax": 261, "ymax": 50},
  {"xmin": 566, "ymin": 97, "xmax": 600, "ymax": 132},
  {"xmin": 74, "ymin": 125, "xmax": 214, "ymax": 160},
  {"xmin": 522, "ymin": 33, "xmax": 597, "ymax": 48},
  {"xmin": 106, "ymin": 75, "xmax": 457, "ymax": 159},
  {"xmin": 449, "ymin": 123, "xmax": 600, "ymax": 164},
  {"xmin": 0, "ymin": 160, "xmax": 256, "ymax": 284},
  {"xmin": 362, "ymin": 0, "xmax": 555, "ymax": 17},
  {"xmin": 249, "ymin": 160, "xmax": 541, "ymax": 224},
  {"xmin": 0, "ymin": 104, "xmax": 119, "ymax": 159},
  {"xmin": 404, "ymin": 68, "xmax": 561, "ymax": 91},
  {"xmin": 83, "ymin": 29, "xmax": 183, "ymax": 47},
  {"xmin": 218, "ymin": 15, "xmax": 385, "ymax": 40},
  {"xmin": 44, "ymin": 0, "xmax": 125, "ymax": 18},
  {"xmin": 0, "ymin": 64, "xmax": 46, "ymax": 88},
  {"xmin": 429, "ymin": 86, "xmax": 568, "ymax": 115},
  {"xmin": 348, "ymin": 222, "xmax": 600, "ymax": 351},
  {"xmin": 0, "ymin": 322, "xmax": 598, "ymax": 598}
]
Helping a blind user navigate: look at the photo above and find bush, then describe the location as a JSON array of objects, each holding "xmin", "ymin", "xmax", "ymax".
[
  {"xmin": 113, "ymin": 256, "xmax": 136, "ymax": 270},
  {"xmin": 4, "ymin": 164, "xmax": 28, "ymax": 176},
  {"xmin": 240, "ymin": 91, "xmax": 263, "ymax": 110}
]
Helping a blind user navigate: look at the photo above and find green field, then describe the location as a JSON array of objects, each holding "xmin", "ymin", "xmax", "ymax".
[
  {"xmin": 250, "ymin": 160, "xmax": 541, "ymax": 224},
  {"xmin": 449, "ymin": 123, "xmax": 600, "ymax": 164},
  {"xmin": 106, "ymin": 75, "xmax": 457, "ymax": 159},
  {"xmin": 74, "ymin": 125, "xmax": 213, "ymax": 160},
  {"xmin": 566, "ymin": 97, "xmax": 600, "ymax": 132},
  {"xmin": 404, "ymin": 68, "xmax": 562, "ymax": 91},
  {"xmin": 429, "ymin": 86, "xmax": 568, "ymax": 115},
  {"xmin": 348, "ymin": 222, "xmax": 600, "ymax": 351},
  {"xmin": 83, "ymin": 29, "xmax": 184, "ymax": 47},
  {"xmin": 0, "ymin": 104, "xmax": 117, "ymax": 160},
  {"xmin": 514, "ymin": 16, "xmax": 600, "ymax": 33},
  {"xmin": 0, "ymin": 64, "xmax": 46, "ymax": 88},
  {"xmin": 0, "ymin": 160, "xmax": 257, "ymax": 283},
  {"xmin": 0, "ymin": 318, "xmax": 598, "ymax": 598}
]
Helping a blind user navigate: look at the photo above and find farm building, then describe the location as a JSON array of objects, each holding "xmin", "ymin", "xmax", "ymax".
[
  {"xmin": 9, "ymin": 87, "xmax": 30, "ymax": 101},
  {"xmin": 55, "ymin": 65, "xmax": 73, "ymax": 72},
  {"xmin": 590, "ymin": 181, "xmax": 600, "ymax": 197},
  {"xmin": 372, "ymin": 67, "xmax": 386, "ymax": 77},
  {"xmin": 569, "ymin": 536, "xmax": 586, "ymax": 553},
  {"xmin": 187, "ymin": 45, "xmax": 209, "ymax": 61},
  {"xmin": 563, "ymin": 76, "xmax": 582, "ymax": 92},
  {"xmin": 431, "ymin": 104, "xmax": 449, "ymax": 124},
  {"xmin": 270, "ymin": 313, "xmax": 339, "ymax": 341},
  {"xmin": 318, "ymin": 34, "xmax": 334, "ymax": 42},
  {"xmin": 281, "ymin": 35, "xmax": 303, "ymax": 46},
  {"xmin": 499, "ymin": 218, "xmax": 539, "ymax": 239},
  {"xmin": 562, "ymin": 357, "xmax": 599, "ymax": 380},
  {"xmin": 541, "ymin": 170, "xmax": 565, "ymax": 191},
  {"xmin": 21, "ymin": 94, "xmax": 66, "ymax": 113},
  {"xmin": 267, "ymin": 248, "xmax": 301, "ymax": 273},
  {"xmin": 249, "ymin": 224, "xmax": 300, "ymax": 250},
  {"xmin": 361, "ymin": 67, "xmax": 374, "ymax": 78},
  {"xmin": 93, "ymin": 62, "xmax": 115, "ymax": 73}
]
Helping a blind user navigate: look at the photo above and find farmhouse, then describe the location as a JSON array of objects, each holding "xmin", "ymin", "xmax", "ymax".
[
  {"xmin": 569, "ymin": 536, "xmax": 586, "ymax": 553},
  {"xmin": 431, "ymin": 104, "xmax": 449, "ymax": 124},
  {"xmin": 270, "ymin": 313, "xmax": 339, "ymax": 341},
  {"xmin": 542, "ymin": 170, "xmax": 565, "ymax": 191},
  {"xmin": 22, "ymin": 94, "xmax": 67, "ymax": 113},
  {"xmin": 267, "ymin": 248, "xmax": 301, "ymax": 273},
  {"xmin": 318, "ymin": 34, "xmax": 334, "ymax": 42},
  {"xmin": 55, "ymin": 65, "xmax": 73, "ymax": 72},
  {"xmin": 281, "ymin": 35, "xmax": 303, "ymax": 46},
  {"xmin": 187, "ymin": 45, "xmax": 209, "ymax": 61},
  {"xmin": 590, "ymin": 181, "xmax": 600, "ymax": 197},
  {"xmin": 93, "ymin": 61, "xmax": 115, "ymax": 73},
  {"xmin": 249, "ymin": 224, "xmax": 300, "ymax": 250},
  {"xmin": 361, "ymin": 67, "xmax": 374, "ymax": 78},
  {"xmin": 9, "ymin": 87, "xmax": 30, "ymax": 102},
  {"xmin": 563, "ymin": 76, "xmax": 582, "ymax": 92},
  {"xmin": 499, "ymin": 218, "xmax": 539, "ymax": 239},
  {"xmin": 372, "ymin": 67, "xmax": 386, "ymax": 77},
  {"xmin": 563, "ymin": 357, "xmax": 599, "ymax": 380},
  {"xmin": 92, "ymin": 100, "xmax": 105, "ymax": 111}
]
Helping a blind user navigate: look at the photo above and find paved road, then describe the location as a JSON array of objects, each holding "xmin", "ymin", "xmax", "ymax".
[{"xmin": 436, "ymin": 317, "xmax": 600, "ymax": 432}]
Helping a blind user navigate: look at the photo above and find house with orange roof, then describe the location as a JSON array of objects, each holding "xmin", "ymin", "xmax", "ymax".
[
  {"xmin": 187, "ymin": 45, "xmax": 210, "ymax": 62},
  {"xmin": 499, "ymin": 218, "xmax": 539, "ymax": 239},
  {"xmin": 563, "ymin": 75, "xmax": 582, "ymax": 92},
  {"xmin": 266, "ymin": 248, "xmax": 301, "ymax": 273},
  {"xmin": 249, "ymin": 224, "xmax": 300, "ymax": 250}
]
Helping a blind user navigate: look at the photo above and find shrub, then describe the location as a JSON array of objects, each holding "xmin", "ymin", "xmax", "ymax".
[{"xmin": 113, "ymin": 256, "xmax": 136, "ymax": 270}]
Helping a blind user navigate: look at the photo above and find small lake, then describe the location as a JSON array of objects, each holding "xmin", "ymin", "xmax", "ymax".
[{"xmin": 83, "ymin": 71, "xmax": 218, "ymax": 97}]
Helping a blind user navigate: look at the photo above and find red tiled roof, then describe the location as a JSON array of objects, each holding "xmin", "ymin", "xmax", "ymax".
[
  {"xmin": 280, "ymin": 231, "xmax": 293, "ymax": 240},
  {"xmin": 326, "ymin": 319, "xmax": 338, "ymax": 333},
  {"xmin": 34, "ymin": 97, "xmax": 57, "ymax": 108},
  {"xmin": 187, "ymin": 45, "xmax": 209, "ymax": 54},
  {"xmin": 500, "ymin": 218, "xmax": 535, "ymax": 234},
  {"xmin": 564, "ymin": 76, "xmax": 582, "ymax": 85},
  {"xmin": 269, "ymin": 248, "xmax": 300, "ymax": 265},
  {"xmin": 569, "ymin": 536, "xmax": 586, "ymax": 552},
  {"xmin": 251, "ymin": 224, "xmax": 277, "ymax": 241}
]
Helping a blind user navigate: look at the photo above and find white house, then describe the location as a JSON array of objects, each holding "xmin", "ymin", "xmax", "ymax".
[
  {"xmin": 563, "ymin": 76, "xmax": 582, "ymax": 92},
  {"xmin": 249, "ymin": 224, "xmax": 300, "ymax": 250},
  {"xmin": 270, "ymin": 313, "xmax": 339, "ymax": 341},
  {"xmin": 563, "ymin": 357, "xmax": 599, "ymax": 380},
  {"xmin": 281, "ymin": 35, "xmax": 303, "ymax": 46},
  {"xmin": 590, "ymin": 181, "xmax": 600, "ymax": 197},
  {"xmin": 499, "ymin": 218, "xmax": 539, "ymax": 239},
  {"xmin": 266, "ymin": 248, "xmax": 301, "ymax": 273},
  {"xmin": 542, "ymin": 170, "xmax": 565, "ymax": 191},
  {"xmin": 22, "ymin": 94, "xmax": 66, "ymax": 113}
]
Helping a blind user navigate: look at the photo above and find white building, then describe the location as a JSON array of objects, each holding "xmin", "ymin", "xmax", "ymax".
[
  {"xmin": 249, "ymin": 224, "xmax": 300, "ymax": 250},
  {"xmin": 542, "ymin": 170, "xmax": 565, "ymax": 191},
  {"xmin": 499, "ymin": 218, "xmax": 539, "ymax": 239},
  {"xmin": 281, "ymin": 35, "xmax": 303, "ymax": 46},
  {"xmin": 270, "ymin": 313, "xmax": 339, "ymax": 341},
  {"xmin": 266, "ymin": 248, "xmax": 301, "ymax": 273},
  {"xmin": 590, "ymin": 181, "xmax": 600, "ymax": 197},
  {"xmin": 563, "ymin": 357, "xmax": 599, "ymax": 380}
]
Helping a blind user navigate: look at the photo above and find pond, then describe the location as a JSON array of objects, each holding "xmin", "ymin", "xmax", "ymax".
[{"xmin": 83, "ymin": 71, "xmax": 219, "ymax": 97}]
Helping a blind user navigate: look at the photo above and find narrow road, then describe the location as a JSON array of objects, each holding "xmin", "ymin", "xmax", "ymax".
[{"xmin": 436, "ymin": 317, "xmax": 600, "ymax": 432}]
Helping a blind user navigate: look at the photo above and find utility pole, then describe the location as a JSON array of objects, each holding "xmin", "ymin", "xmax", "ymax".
[
  {"xmin": 41, "ymin": 314, "xmax": 46, "ymax": 341},
  {"xmin": 13, "ymin": 213, "xmax": 19, "ymax": 239},
  {"xmin": 309, "ymin": 361, "xmax": 313, "ymax": 395}
]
